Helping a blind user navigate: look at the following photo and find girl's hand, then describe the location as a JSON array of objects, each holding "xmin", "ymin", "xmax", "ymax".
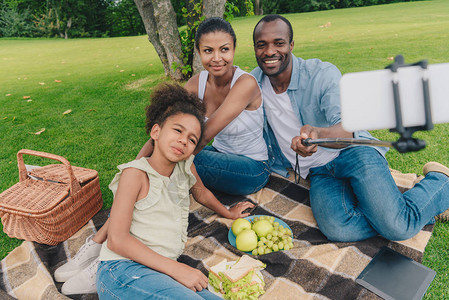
[
  {"xmin": 228, "ymin": 201, "xmax": 255, "ymax": 219},
  {"xmin": 172, "ymin": 263, "xmax": 209, "ymax": 292}
]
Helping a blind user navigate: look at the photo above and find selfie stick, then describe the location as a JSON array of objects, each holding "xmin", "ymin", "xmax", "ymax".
[{"xmin": 302, "ymin": 55, "xmax": 434, "ymax": 154}]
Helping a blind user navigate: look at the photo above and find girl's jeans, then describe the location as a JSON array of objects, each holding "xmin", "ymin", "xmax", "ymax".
[
  {"xmin": 97, "ymin": 260, "xmax": 221, "ymax": 300},
  {"xmin": 194, "ymin": 146, "xmax": 270, "ymax": 195},
  {"xmin": 309, "ymin": 146, "xmax": 449, "ymax": 242}
]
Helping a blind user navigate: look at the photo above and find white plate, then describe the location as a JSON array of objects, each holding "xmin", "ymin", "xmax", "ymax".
[{"xmin": 207, "ymin": 261, "xmax": 263, "ymax": 298}]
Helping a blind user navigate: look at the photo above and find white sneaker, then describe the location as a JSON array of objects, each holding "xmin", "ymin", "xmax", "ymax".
[
  {"xmin": 54, "ymin": 234, "xmax": 102, "ymax": 282},
  {"xmin": 61, "ymin": 257, "xmax": 99, "ymax": 295}
]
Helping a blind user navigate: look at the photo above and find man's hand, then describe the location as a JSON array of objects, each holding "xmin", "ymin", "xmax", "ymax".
[
  {"xmin": 291, "ymin": 125, "xmax": 319, "ymax": 157},
  {"xmin": 172, "ymin": 263, "xmax": 209, "ymax": 292}
]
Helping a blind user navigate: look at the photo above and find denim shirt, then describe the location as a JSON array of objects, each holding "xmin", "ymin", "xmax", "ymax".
[{"xmin": 252, "ymin": 53, "xmax": 388, "ymax": 177}]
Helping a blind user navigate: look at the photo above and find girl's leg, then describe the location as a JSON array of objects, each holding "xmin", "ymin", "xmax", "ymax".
[
  {"xmin": 194, "ymin": 146, "xmax": 270, "ymax": 195},
  {"xmin": 97, "ymin": 260, "xmax": 221, "ymax": 300}
]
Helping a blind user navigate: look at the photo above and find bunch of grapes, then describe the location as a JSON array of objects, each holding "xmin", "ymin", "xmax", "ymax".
[{"xmin": 251, "ymin": 216, "xmax": 294, "ymax": 256}]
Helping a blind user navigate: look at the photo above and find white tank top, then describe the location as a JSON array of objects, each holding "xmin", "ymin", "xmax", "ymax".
[{"xmin": 198, "ymin": 67, "xmax": 268, "ymax": 161}]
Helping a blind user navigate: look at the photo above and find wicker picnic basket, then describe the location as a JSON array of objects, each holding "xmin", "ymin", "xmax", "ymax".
[{"xmin": 0, "ymin": 149, "xmax": 103, "ymax": 245}]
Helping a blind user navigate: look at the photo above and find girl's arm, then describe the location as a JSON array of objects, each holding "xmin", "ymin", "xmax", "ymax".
[
  {"xmin": 189, "ymin": 163, "xmax": 254, "ymax": 219},
  {"xmin": 185, "ymin": 74, "xmax": 262, "ymax": 154},
  {"xmin": 106, "ymin": 167, "xmax": 208, "ymax": 292}
]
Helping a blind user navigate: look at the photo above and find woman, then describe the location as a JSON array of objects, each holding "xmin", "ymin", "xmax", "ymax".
[{"xmin": 141, "ymin": 17, "xmax": 270, "ymax": 196}]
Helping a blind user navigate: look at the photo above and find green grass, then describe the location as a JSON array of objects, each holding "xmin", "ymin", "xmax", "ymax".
[{"xmin": 1, "ymin": 0, "xmax": 449, "ymax": 297}]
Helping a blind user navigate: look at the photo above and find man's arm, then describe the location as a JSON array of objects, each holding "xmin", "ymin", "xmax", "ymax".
[{"xmin": 291, "ymin": 123, "xmax": 352, "ymax": 157}]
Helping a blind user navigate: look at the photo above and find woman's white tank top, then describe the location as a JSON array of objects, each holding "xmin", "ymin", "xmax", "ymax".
[{"xmin": 198, "ymin": 67, "xmax": 268, "ymax": 161}]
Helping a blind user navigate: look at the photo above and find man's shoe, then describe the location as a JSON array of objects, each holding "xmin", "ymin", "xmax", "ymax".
[
  {"xmin": 54, "ymin": 234, "xmax": 102, "ymax": 282},
  {"xmin": 61, "ymin": 258, "xmax": 99, "ymax": 295},
  {"xmin": 423, "ymin": 162, "xmax": 449, "ymax": 177}
]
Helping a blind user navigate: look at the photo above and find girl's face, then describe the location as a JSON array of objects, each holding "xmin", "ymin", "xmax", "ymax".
[
  {"xmin": 151, "ymin": 113, "xmax": 201, "ymax": 163},
  {"xmin": 198, "ymin": 31, "xmax": 235, "ymax": 77}
]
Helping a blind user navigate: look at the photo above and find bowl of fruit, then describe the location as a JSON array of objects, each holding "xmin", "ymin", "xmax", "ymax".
[{"xmin": 228, "ymin": 215, "xmax": 294, "ymax": 255}]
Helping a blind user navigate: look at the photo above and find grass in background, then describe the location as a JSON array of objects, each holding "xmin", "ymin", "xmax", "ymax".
[{"xmin": 1, "ymin": 0, "xmax": 448, "ymax": 297}]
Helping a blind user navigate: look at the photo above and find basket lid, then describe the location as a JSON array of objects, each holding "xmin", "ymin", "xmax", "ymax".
[
  {"xmin": 29, "ymin": 164, "xmax": 98, "ymax": 184},
  {"xmin": 0, "ymin": 180, "xmax": 69, "ymax": 214}
]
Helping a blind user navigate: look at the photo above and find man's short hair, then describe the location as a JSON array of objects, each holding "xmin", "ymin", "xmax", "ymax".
[{"xmin": 253, "ymin": 14, "xmax": 293, "ymax": 45}]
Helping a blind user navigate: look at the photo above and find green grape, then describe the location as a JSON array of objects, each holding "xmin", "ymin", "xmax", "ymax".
[
  {"xmin": 273, "ymin": 222, "xmax": 279, "ymax": 227},
  {"xmin": 279, "ymin": 225, "xmax": 284, "ymax": 230},
  {"xmin": 284, "ymin": 244, "xmax": 290, "ymax": 251},
  {"xmin": 289, "ymin": 242, "xmax": 294, "ymax": 249},
  {"xmin": 258, "ymin": 246, "xmax": 264, "ymax": 255},
  {"xmin": 265, "ymin": 248, "xmax": 272, "ymax": 254},
  {"xmin": 288, "ymin": 237, "xmax": 293, "ymax": 242},
  {"xmin": 266, "ymin": 234, "xmax": 272, "ymax": 240},
  {"xmin": 285, "ymin": 229, "xmax": 292, "ymax": 236},
  {"xmin": 278, "ymin": 242, "xmax": 284, "ymax": 250},
  {"xmin": 279, "ymin": 229, "xmax": 286, "ymax": 236},
  {"xmin": 267, "ymin": 240, "xmax": 273, "ymax": 248},
  {"xmin": 253, "ymin": 217, "xmax": 259, "ymax": 223},
  {"xmin": 270, "ymin": 216, "xmax": 275, "ymax": 222},
  {"xmin": 258, "ymin": 241, "xmax": 264, "ymax": 247},
  {"xmin": 272, "ymin": 244, "xmax": 279, "ymax": 252},
  {"xmin": 272, "ymin": 230, "xmax": 279, "ymax": 237},
  {"xmin": 260, "ymin": 237, "xmax": 267, "ymax": 243},
  {"xmin": 272, "ymin": 236, "xmax": 279, "ymax": 242},
  {"xmin": 252, "ymin": 248, "xmax": 258, "ymax": 255}
]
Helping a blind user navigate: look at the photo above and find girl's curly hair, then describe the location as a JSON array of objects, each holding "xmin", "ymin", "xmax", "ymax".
[{"xmin": 145, "ymin": 83, "xmax": 206, "ymax": 140}]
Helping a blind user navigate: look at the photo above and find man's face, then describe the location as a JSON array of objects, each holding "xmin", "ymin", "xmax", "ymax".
[{"xmin": 254, "ymin": 19, "xmax": 294, "ymax": 77}]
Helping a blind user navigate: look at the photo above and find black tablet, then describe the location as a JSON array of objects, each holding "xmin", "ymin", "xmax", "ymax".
[{"xmin": 356, "ymin": 246, "xmax": 436, "ymax": 300}]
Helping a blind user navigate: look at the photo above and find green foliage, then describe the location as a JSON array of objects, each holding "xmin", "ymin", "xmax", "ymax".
[
  {"xmin": 259, "ymin": 0, "xmax": 425, "ymax": 14},
  {"xmin": 0, "ymin": 5, "xmax": 35, "ymax": 37},
  {"xmin": 177, "ymin": 0, "xmax": 204, "ymax": 77},
  {"xmin": 224, "ymin": 2, "xmax": 240, "ymax": 22}
]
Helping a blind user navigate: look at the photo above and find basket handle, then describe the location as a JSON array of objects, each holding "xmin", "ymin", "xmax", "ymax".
[{"xmin": 17, "ymin": 149, "xmax": 82, "ymax": 194}]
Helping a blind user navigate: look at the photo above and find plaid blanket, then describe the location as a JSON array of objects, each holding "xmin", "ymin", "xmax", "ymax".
[{"xmin": 0, "ymin": 170, "xmax": 434, "ymax": 300}]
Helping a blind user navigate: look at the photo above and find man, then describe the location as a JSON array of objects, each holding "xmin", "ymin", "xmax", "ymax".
[{"xmin": 251, "ymin": 14, "xmax": 449, "ymax": 242}]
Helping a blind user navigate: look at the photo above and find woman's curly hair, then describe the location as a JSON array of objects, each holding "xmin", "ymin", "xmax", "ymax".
[{"xmin": 145, "ymin": 83, "xmax": 206, "ymax": 140}]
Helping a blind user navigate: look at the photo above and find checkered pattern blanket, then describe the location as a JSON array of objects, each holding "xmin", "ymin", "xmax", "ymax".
[{"xmin": 0, "ymin": 171, "xmax": 434, "ymax": 300}]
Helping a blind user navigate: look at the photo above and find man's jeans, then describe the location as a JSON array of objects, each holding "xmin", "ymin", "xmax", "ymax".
[
  {"xmin": 309, "ymin": 146, "xmax": 449, "ymax": 242},
  {"xmin": 97, "ymin": 260, "xmax": 221, "ymax": 300},
  {"xmin": 194, "ymin": 146, "xmax": 271, "ymax": 195}
]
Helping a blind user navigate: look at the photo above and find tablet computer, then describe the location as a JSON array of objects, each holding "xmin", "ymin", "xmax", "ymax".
[{"xmin": 356, "ymin": 246, "xmax": 436, "ymax": 300}]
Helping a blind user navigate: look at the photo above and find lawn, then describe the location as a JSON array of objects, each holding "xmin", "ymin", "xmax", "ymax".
[{"xmin": 1, "ymin": 0, "xmax": 449, "ymax": 298}]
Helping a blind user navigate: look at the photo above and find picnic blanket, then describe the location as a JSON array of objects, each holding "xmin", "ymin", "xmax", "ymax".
[{"xmin": 0, "ymin": 170, "xmax": 434, "ymax": 300}]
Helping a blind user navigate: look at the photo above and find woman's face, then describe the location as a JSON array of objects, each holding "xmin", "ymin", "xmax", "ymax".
[{"xmin": 198, "ymin": 31, "xmax": 235, "ymax": 76}]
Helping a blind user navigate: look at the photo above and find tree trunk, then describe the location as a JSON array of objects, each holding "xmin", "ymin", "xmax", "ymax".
[
  {"xmin": 191, "ymin": 0, "xmax": 227, "ymax": 75},
  {"xmin": 134, "ymin": 0, "xmax": 184, "ymax": 80},
  {"xmin": 255, "ymin": 0, "xmax": 261, "ymax": 15}
]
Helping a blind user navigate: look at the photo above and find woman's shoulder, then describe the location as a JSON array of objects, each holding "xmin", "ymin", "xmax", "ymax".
[{"xmin": 184, "ymin": 73, "xmax": 200, "ymax": 94}]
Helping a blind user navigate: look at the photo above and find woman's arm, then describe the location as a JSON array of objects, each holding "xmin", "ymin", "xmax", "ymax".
[
  {"xmin": 187, "ymin": 74, "xmax": 262, "ymax": 154},
  {"xmin": 189, "ymin": 163, "xmax": 254, "ymax": 219},
  {"xmin": 106, "ymin": 167, "xmax": 208, "ymax": 292},
  {"xmin": 136, "ymin": 138, "xmax": 153, "ymax": 159}
]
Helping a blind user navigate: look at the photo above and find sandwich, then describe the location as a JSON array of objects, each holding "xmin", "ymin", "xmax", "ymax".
[{"xmin": 208, "ymin": 255, "xmax": 266, "ymax": 300}]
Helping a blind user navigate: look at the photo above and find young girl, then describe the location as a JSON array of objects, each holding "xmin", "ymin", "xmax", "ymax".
[
  {"xmin": 138, "ymin": 17, "xmax": 270, "ymax": 196},
  {"xmin": 56, "ymin": 83, "xmax": 253, "ymax": 298}
]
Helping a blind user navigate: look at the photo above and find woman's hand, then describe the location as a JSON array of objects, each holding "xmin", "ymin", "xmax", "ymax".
[
  {"xmin": 171, "ymin": 263, "xmax": 209, "ymax": 292},
  {"xmin": 228, "ymin": 201, "xmax": 255, "ymax": 219}
]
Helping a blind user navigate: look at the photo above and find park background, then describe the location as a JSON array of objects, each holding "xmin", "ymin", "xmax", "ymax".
[{"xmin": 1, "ymin": 0, "xmax": 448, "ymax": 298}]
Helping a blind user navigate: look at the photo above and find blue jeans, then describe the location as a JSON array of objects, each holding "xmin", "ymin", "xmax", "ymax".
[
  {"xmin": 194, "ymin": 146, "xmax": 270, "ymax": 195},
  {"xmin": 97, "ymin": 260, "xmax": 221, "ymax": 300},
  {"xmin": 309, "ymin": 146, "xmax": 449, "ymax": 242}
]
